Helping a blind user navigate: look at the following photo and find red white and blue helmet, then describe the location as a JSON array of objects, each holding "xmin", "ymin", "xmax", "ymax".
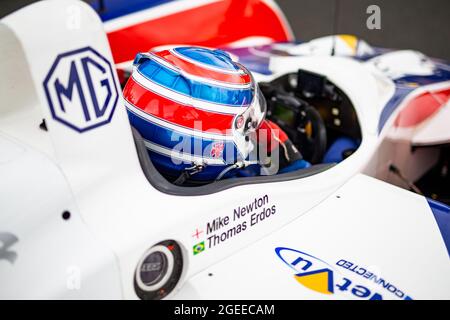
[{"xmin": 123, "ymin": 46, "xmax": 267, "ymax": 181}]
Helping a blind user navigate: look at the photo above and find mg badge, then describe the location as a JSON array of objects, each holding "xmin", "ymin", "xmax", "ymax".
[{"xmin": 43, "ymin": 46, "xmax": 119, "ymax": 132}]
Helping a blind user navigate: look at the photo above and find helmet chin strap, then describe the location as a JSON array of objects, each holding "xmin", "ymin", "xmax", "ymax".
[
  {"xmin": 173, "ymin": 163, "xmax": 205, "ymax": 186},
  {"xmin": 174, "ymin": 157, "xmax": 261, "ymax": 185},
  {"xmin": 215, "ymin": 159, "xmax": 260, "ymax": 181},
  {"xmin": 215, "ymin": 161, "xmax": 245, "ymax": 181}
]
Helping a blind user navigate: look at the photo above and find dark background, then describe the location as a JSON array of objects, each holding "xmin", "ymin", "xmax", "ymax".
[
  {"xmin": 277, "ymin": 0, "xmax": 450, "ymax": 60},
  {"xmin": 1, "ymin": 0, "xmax": 449, "ymax": 60}
]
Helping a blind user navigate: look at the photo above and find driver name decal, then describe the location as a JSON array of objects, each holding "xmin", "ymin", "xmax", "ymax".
[{"xmin": 192, "ymin": 195, "xmax": 276, "ymax": 255}]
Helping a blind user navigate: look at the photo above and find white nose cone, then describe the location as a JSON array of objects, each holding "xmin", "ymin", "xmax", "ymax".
[
  {"xmin": 368, "ymin": 50, "xmax": 436, "ymax": 79},
  {"xmin": 273, "ymin": 35, "xmax": 375, "ymax": 57}
]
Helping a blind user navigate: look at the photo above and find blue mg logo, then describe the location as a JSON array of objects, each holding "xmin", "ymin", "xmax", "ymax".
[{"xmin": 43, "ymin": 47, "xmax": 119, "ymax": 132}]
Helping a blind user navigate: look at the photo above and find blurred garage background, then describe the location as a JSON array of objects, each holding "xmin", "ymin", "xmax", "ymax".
[
  {"xmin": 277, "ymin": 0, "xmax": 450, "ymax": 61},
  {"xmin": 1, "ymin": 0, "xmax": 449, "ymax": 60}
]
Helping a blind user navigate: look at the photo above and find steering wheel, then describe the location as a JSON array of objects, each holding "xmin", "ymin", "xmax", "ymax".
[
  {"xmin": 295, "ymin": 104, "xmax": 327, "ymax": 164},
  {"xmin": 265, "ymin": 91, "xmax": 327, "ymax": 164}
]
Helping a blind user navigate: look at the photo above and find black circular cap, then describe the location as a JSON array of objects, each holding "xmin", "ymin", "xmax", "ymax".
[
  {"xmin": 134, "ymin": 240, "xmax": 183, "ymax": 300},
  {"xmin": 139, "ymin": 251, "xmax": 168, "ymax": 286}
]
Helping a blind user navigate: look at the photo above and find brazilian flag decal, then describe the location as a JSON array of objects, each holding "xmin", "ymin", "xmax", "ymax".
[{"xmin": 193, "ymin": 242, "xmax": 205, "ymax": 255}]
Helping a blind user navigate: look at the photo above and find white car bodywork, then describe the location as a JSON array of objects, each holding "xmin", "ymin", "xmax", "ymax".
[{"xmin": 0, "ymin": 0, "xmax": 448, "ymax": 299}]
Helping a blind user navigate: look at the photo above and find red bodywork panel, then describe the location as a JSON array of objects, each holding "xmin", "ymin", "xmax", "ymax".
[
  {"xmin": 394, "ymin": 88, "xmax": 450, "ymax": 128},
  {"xmin": 106, "ymin": 0, "xmax": 292, "ymax": 64}
]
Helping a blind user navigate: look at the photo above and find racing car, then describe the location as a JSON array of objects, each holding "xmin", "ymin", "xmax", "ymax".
[{"xmin": 0, "ymin": 0, "xmax": 449, "ymax": 300}]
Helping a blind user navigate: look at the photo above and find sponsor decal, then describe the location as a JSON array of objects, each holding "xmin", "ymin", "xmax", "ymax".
[
  {"xmin": 43, "ymin": 47, "xmax": 119, "ymax": 132},
  {"xmin": 210, "ymin": 142, "xmax": 224, "ymax": 158},
  {"xmin": 275, "ymin": 247, "xmax": 412, "ymax": 300},
  {"xmin": 192, "ymin": 195, "xmax": 277, "ymax": 255},
  {"xmin": 0, "ymin": 232, "xmax": 18, "ymax": 264}
]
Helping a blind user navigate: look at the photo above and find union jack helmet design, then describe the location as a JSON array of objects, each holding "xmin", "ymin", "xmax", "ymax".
[{"xmin": 123, "ymin": 46, "xmax": 267, "ymax": 181}]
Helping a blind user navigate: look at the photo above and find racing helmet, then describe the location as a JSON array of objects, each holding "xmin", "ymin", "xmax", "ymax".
[{"xmin": 123, "ymin": 46, "xmax": 267, "ymax": 181}]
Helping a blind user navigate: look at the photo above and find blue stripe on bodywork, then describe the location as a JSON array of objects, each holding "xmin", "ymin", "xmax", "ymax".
[
  {"xmin": 377, "ymin": 86, "xmax": 414, "ymax": 133},
  {"xmin": 378, "ymin": 66, "xmax": 450, "ymax": 133},
  {"xmin": 427, "ymin": 198, "xmax": 450, "ymax": 257},
  {"xmin": 90, "ymin": 0, "xmax": 175, "ymax": 22},
  {"xmin": 224, "ymin": 44, "xmax": 275, "ymax": 76}
]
